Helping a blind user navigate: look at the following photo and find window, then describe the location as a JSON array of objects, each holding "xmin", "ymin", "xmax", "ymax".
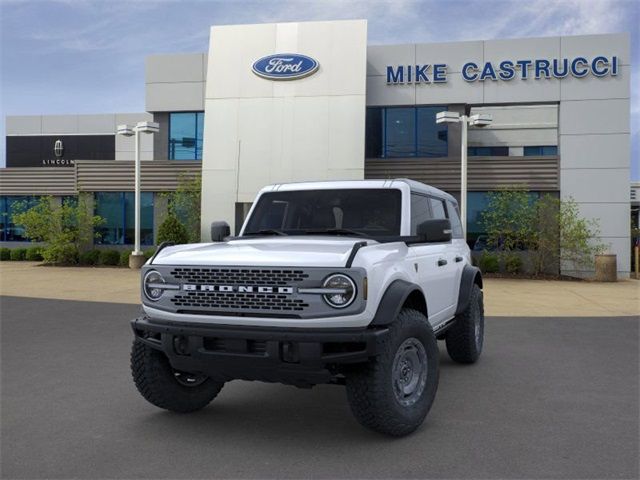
[
  {"xmin": 429, "ymin": 198, "xmax": 447, "ymax": 220},
  {"xmin": 243, "ymin": 189, "xmax": 402, "ymax": 238},
  {"xmin": 410, "ymin": 194, "xmax": 432, "ymax": 234},
  {"xmin": 95, "ymin": 192, "xmax": 154, "ymax": 245},
  {"xmin": 0, "ymin": 196, "xmax": 38, "ymax": 242},
  {"xmin": 468, "ymin": 146, "xmax": 509, "ymax": 156},
  {"xmin": 168, "ymin": 112, "xmax": 204, "ymax": 160},
  {"xmin": 365, "ymin": 106, "xmax": 448, "ymax": 158},
  {"xmin": 445, "ymin": 201, "xmax": 463, "ymax": 238},
  {"xmin": 524, "ymin": 145, "xmax": 558, "ymax": 156}
]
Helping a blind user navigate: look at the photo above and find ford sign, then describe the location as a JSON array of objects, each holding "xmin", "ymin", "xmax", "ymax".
[{"xmin": 252, "ymin": 53, "xmax": 319, "ymax": 80}]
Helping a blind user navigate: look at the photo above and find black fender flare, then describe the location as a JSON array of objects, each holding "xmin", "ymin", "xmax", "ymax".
[
  {"xmin": 455, "ymin": 264, "xmax": 483, "ymax": 316},
  {"xmin": 370, "ymin": 279, "xmax": 427, "ymax": 326}
]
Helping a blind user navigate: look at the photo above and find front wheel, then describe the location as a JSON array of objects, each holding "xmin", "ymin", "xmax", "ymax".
[
  {"xmin": 131, "ymin": 340, "xmax": 224, "ymax": 413},
  {"xmin": 345, "ymin": 309, "xmax": 439, "ymax": 436}
]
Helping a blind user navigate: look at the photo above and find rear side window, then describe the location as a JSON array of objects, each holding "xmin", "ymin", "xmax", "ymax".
[
  {"xmin": 410, "ymin": 194, "xmax": 432, "ymax": 234},
  {"xmin": 446, "ymin": 200, "xmax": 464, "ymax": 238},
  {"xmin": 429, "ymin": 198, "xmax": 447, "ymax": 220}
]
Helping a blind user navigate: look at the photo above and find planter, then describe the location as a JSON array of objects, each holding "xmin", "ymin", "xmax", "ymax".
[{"xmin": 594, "ymin": 254, "xmax": 617, "ymax": 282}]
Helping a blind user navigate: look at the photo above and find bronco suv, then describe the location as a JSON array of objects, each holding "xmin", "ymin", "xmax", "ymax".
[{"xmin": 130, "ymin": 179, "xmax": 484, "ymax": 436}]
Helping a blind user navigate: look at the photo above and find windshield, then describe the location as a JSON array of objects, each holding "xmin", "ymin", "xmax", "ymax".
[{"xmin": 243, "ymin": 189, "xmax": 402, "ymax": 238}]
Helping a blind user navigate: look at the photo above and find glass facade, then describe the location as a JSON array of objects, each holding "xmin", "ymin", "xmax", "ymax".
[
  {"xmin": 0, "ymin": 196, "xmax": 38, "ymax": 242},
  {"xmin": 94, "ymin": 192, "xmax": 154, "ymax": 245},
  {"xmin": 468, "ymin": 146, "xmax": 509, "ymax": 156},
  {"xmin": 524, "ymin": 145, "xmax": 558, "ymax": 156},
  {"xmin": 365, "ymin": 106, "xmax": 448, "ymax": 158},
  {"xmin": 168, "ymin": 112, "xmax": 204, "ymax": 160}
]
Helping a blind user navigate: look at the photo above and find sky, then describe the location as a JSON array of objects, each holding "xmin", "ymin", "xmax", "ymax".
[{"xmin": 1, "ymin": 0, "xmax": 638, "ymax": 178}]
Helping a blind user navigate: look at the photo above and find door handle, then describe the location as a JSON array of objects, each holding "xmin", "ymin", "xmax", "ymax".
[
  {"xmin": 455, "ymin": 256, "xmax": 464, "ymax": 263},
  {"xmin": 437, "ymin": 259, "xmax": 447, "ymax": 267}
]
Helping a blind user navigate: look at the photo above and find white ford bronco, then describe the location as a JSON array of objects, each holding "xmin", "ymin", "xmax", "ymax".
[{"xmin": 131, "ymin": 179, "xmax": 484, "ymax": 436}]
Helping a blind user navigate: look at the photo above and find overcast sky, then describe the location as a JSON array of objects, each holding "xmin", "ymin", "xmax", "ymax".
[{"xmin": 1, "ymin": 0, "xmax": 638, "ymax": 178}]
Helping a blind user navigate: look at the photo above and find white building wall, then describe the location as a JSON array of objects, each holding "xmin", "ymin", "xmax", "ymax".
[{"xmin": 201, "ymin": 20, "xmax": 367, "ymax": 236}]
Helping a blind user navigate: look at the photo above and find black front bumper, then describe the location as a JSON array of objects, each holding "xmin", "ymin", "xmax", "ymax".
[{"xmin": 131, "ymin": 317, "xmax": 388, "ymax": 387}]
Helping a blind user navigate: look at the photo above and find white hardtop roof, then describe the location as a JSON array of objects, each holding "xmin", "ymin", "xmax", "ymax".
[{"xmin": 262, "ymin": 179, "xmax": 457, "ymax": 204}]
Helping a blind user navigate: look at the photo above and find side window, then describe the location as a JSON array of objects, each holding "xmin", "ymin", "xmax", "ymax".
[
  {"xmin": 410, "ymin": 194, "xmax": 432, "ymax": 234},
  {"xmin": 429, "ymin": 197, "xmax": 447, "ymax": 220},
  {"xmin": 446, "ymin": 200, "xmax": 464, "ymax": 238}
]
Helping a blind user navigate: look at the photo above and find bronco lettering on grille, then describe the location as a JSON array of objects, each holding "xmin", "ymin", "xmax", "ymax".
[{"xmin": 182, "ymin": 284, "xmax": 294, "ymax": 294}]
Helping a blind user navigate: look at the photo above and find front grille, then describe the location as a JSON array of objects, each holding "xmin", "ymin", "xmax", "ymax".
[
  {"xmin": 170, "ymin": 267, "xmax": 309, "ymax": 286},
  {"xmin": 171, "ymin": 291, "xmax": 309, "ymax": 312}
]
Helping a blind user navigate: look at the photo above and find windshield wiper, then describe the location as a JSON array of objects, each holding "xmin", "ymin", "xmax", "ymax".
[
  {"xmin": 243, "ymin": 229, "xmax": 287, "ymax": 236},
  {"xmin": 303, "ymin": 228, "xmax": 369, "ymax": 238}
]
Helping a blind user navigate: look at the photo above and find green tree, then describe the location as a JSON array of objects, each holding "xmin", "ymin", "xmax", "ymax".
[
  {"xmin": 163, "ymin": 173, "xmax": 201, "ymax": 243},
  {"xmin": 157, "ymin": 213, "xmax": 189, "ymax": 245},
  {"xmin": 12, "ymin": 196, "xmax": 104, "ymax": 265},
  {"xmin": 480, "ymin": 187, "xmax": 535, "ymax": 252}
]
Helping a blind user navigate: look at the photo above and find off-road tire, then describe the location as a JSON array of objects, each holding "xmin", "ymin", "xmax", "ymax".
[
  {"xmin": 445, "ymin": 283, "xmax": 484, "ymax": 364},
  {"xmin": 345, "ymin": 308, "xmax": 439, "ymax": 436},
  {"xmin": 131, "ymin": 340, "xmax": 224, "ymax": 413}
]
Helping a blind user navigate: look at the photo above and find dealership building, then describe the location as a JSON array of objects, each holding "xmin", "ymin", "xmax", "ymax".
[{"xmin": 0, "ymin": 20, "xmax": 633, "ymax": 277}]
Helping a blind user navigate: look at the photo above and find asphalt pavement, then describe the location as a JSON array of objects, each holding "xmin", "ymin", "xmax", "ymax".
[{"xmin": 1, "ymin": 296, "xmax": 638, "ymax": 479}]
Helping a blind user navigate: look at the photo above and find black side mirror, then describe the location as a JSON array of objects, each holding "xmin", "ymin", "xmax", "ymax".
[
  {"xmin": 210, "ymin": 221, "xmax": 231, "ymax": 242},
  {"xmin": 416, "ymin": 218, "xmax": 452, "ymax": 243}
]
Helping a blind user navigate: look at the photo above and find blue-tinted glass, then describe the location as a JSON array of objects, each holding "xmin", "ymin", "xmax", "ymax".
[
  {"xmin": 541, "ymin": 145, "xmax": 557, "ymax": 156},
  {"xmin": 385, "ymin": 108, "xmax": 416, "ymax": 157},
  {"xmin": 5, "ymin": 196, "xmax": 37, "ymax": 241},
  {"xmin": 196, "ymin": 112, "xmax": 204, "ymax": 159},
  {"xmin": 365, "ymin": 108, "xmax": 383, "ymax": 158},
  {"xmin": 124, "ymin": 192, "xmax": 154, "ymax": 245},
  {"xmin": 169, "ymin": 112, "xmax": 203, "ymax": 160},
  {"xmin": 416, "ymin": 107, "xmax": 447, "ymax": 157},
  {"xmin": 523, "ymin": 146, "xmax": 541, "ymax": 156},
  {"xmin": 95, "ymin": 192, "xmax": 124, "ymax": 245},
  {"xmin": 95, "ymin": 192, "xmax": 154, "ymax": 245}
]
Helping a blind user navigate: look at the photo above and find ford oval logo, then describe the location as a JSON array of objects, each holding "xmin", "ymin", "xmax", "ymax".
[{"xmin": 252, "ymin": 53, "xmax": 319, "ymax": 80}]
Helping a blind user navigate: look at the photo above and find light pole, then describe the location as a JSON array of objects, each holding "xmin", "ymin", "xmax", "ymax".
[
  {"xmin": 116, "ymin": 121, "xmax": 159, "ymax": 268},
  {"xmin": 436, "ymin": 111, "xmax": 492, "ymax": 239}
]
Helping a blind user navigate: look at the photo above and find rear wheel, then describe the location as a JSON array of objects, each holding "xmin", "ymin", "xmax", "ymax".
[
  {"xmin": 345, "ymin": 308, "xmax": 439, "ymax": 436},
  {"xmin": 131, "ymin": 340, "xmax": 224, "ymax": 413},
  {"xmin": 445, "ymin": 283, "xmax": 484, "ymax": 363}
]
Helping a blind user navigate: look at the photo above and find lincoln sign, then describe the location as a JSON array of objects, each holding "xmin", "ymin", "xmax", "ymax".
[{"xmin": 386, "ymin": 55, "xmax": 620, "ymax": 84}]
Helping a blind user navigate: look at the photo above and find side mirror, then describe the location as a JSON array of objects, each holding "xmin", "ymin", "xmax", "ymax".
[
  {"xmin": 210, "ymin": 221, "xmax": 231, "ymax": 242},
  {"xmin": 416, "ymin": 219, "xmax": 452, "ymax": 243}
]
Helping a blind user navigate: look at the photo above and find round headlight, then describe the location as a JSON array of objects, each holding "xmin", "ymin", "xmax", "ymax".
[
  {"xmin": 322, "ymin": 274, "xmax": 356, "ymax": 308},
  {"xmin": 143, "ymin": 270, "xmax": 165, "ymax": 301}
]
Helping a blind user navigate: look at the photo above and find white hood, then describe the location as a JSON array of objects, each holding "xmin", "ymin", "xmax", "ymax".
[{"xmin": 151, "ymin": 236, "xmax": 369, "ymax": 267}]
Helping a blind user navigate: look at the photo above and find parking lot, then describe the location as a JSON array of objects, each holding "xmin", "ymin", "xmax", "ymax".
[{"xmin": 1, "ymin": 295, "xmax": 638, "ymax": 479}]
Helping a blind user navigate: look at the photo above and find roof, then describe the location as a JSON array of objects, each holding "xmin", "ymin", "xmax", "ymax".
[{"xmin": 261, "ymin": 179, "xmax": 457, "ymax": 204}]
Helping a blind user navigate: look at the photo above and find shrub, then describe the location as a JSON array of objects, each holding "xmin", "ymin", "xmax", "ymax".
[
  {"xmin": 478, "ymin": 251, "xmax": 500, "ymax": 273},
  {"xmin": 99, "ymin": 250, "xmax": 120, "ymax": 266},
  {"xmin": 25, "ymin": 246, "xmax": 43, "ymax": 261},
  {"xmin": 79, "ymin": 249, "xmax": 101, "ymax": 266},
  {"xmin": 0, "ymin": 248, "xmax": 10, "ymax": 261},
  {"xmin": 157, "ymin": 214, "xmax": 189, "ymax": 245},
  {"xmin": 143, "ymin": 248, "xmax": 156, "ymax": 260},
  {"xmin": 12, "ymin": 195, "xmax": 104, "ymax": 265},
  {"xmin": 504, "ymin": 253, "xmax": 523, "ymax": 275},
  {"xmin": 45, "ymin": 244, "xmax": 79, "ymax": 265},
  {"xmin": 119, "ymin": 250, "xmax": 131, "ymax": 267},
  {"xmin": 163, "ymin": 173, "xmax": 202, "ymax": 243},
  {"xmin": 10, "ymin": 248, "xmax": 27, "ymax": 261}
]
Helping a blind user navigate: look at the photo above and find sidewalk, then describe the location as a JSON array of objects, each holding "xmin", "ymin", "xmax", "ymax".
[{"xmin": 0, "ymin": 262, "xmax": 638, "ymax": 317}]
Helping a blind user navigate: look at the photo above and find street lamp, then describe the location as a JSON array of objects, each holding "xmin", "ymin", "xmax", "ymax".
[
  {"xmin": 436, "ymin": 111, "xmax": 492, "ymax": 239},
  {"xmin": 116, "ymin": 121, "xmax": 159, "ymax": 268}
]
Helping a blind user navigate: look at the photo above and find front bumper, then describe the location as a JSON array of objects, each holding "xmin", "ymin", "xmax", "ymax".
[{"xmin": 131, "ymin": 316, "xmax": 389, "ymax": 387}]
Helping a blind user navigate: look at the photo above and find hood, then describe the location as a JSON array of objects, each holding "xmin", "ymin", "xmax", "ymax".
[{"xmin": 151, "ymin": 236, "xmax": 369, "ymax": 267}]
